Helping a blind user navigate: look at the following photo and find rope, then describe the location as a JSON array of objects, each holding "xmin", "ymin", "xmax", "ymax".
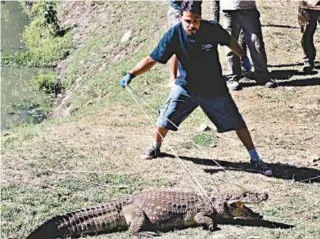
[
  {"xmin": 127, "ymin": 85, "xmax": 247, "ymax": 189},
  {"xmin": 125, "ymin": 85, "xmax": 248, "ymax": 206}
]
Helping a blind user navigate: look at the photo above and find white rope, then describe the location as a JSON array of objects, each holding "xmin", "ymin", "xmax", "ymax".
[
  {"xmin": 127, "ymin": 85, "xmax": 247, "ymax": 190},
  {"xmin": 125, "ymin": 86, "xmax": 241, "ymax": 206}
]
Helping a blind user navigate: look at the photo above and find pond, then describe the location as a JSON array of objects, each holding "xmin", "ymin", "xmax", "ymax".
[{"xmin": 1, "ymin": 1, "xmax": 50, "ymax": 130}]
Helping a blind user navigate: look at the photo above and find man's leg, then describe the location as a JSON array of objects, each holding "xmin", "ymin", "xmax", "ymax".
[
  {"xmin": 221, "ymin": 10, "xmax": 242, "ymax": 91},
  {"xmin": 236, "ymin": 127, "xmax": 272, "ymax": 176},
  {"xmin": 200, "ymin": 94, "xmax": 272, "ymax": 176},
  {"xmin": 241, "ymin": 9, "xmax": 275, "ymax": 88},
  {"xmin": 142, "ymin": 85, "xmax": 197, "ymax": 160},
  {"xmin": 301, "ymin": 10, "xmax": 318, "ymax": 73},
  {"xmin": 141, "ymin": 127, "xmax": 169, "ymax": 160},
  {"xmin": 235, "ymin": 127, "xmax": 254, "ymax": 150}
]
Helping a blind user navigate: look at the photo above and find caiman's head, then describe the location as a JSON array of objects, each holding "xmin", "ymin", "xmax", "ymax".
[{"xmin": 211, "ymin": 192, "xmax": 268, "ymax": 220}]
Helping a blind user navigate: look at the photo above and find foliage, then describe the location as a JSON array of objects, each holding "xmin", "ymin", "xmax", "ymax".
[
  {"xmin": 5, "ymin": 1, "xmax": 72, "ymax": 67},
  {"xmin": 33, "ymin": 72, "xmax": 63, "ymax": 94},
  {"xmin": 39, "ymin": 0, "xmax": 61, "ymax": 36}
]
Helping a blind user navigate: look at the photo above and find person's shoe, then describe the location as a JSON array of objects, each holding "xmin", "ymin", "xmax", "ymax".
[
  {"xmin": 264, "ymin": 80, "xmax": 277, "ymax": 88},
  {"xmin": 301, "ymin": 61, "xmax": 314, "ymax": 73},
  {"xmin": 227, "ymin": 80, "xmax": 242, "ymax": 91},
  {"xmin": 141, "ymin": 145, "xmax": 161, "ymax": 160},
  {"xmin": 251, "ymin": 158, "xmax": 273, "ymax": 176}
]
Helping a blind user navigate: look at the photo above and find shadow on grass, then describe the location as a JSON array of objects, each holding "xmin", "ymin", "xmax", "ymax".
[
  {"xmin": 219, "ymin": 218, "xmax": 294, "ymax": 229},
  {"xmin": 239, "ymin": 69, "xmax": 319, "ymax": 88},
  {"xmin": 160, "ymin": 153, "xmax": 320, "ymax": 183},
  {"xmin": 276, "ymin": 77, "xmax": 320, "ymax": 87},
  {"xmin": 268, "ymin": 61, "xmax": 319, "ymax": 68},
  {"xmin": 261, "ymin": 24, "xmax": 300, "ymax": 29}
]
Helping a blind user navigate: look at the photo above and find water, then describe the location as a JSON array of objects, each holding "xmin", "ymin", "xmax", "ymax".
[{"xmin": 1, "ymin": 1, "xmax": 49, "ymax": 130}]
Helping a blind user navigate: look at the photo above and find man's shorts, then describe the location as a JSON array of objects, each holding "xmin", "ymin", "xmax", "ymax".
[
  {"xmin": 157, "ymin": 85, "xmax": 246, "ymax": 133},
  {"xmin": 167, "ymin": 6, "xmax": 180, "ymax": 28}
]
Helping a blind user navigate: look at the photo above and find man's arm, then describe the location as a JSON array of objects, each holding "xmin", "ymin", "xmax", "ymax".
[
  {"xmin": 120, "ymin": 56, "xmax": 157, "ymax": 88},
  {"xmin": 129, "ymin": 56, "xmax": 157, "ymax": 77}
]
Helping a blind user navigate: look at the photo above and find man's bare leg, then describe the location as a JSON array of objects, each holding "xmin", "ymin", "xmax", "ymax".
[
  {"xmin": 235, "ymin": 127, "xmax": 272, "ymax": 176},
  {"xmin": 142, "ymin": 127, "xmax": 169, "ymax": 160}
]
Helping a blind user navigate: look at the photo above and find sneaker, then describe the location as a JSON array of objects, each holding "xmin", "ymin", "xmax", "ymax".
[
  {"xmin": 301, "ymin": 62, "xmax": 314, "ymax": 73},
  {"xmin": 141, "ymin": 145, "xmax": 160, "ymax": 160},
  {"xmin": 264, "ymin": 80, "xmax": 277, "ymax": 88},
  {"xmin": 227, "ymin": 80, "xmax": 242, "ymax": 91},
  {"xmin": 251, "ymin": 159, "xmax": 273, "ymax": 176}
]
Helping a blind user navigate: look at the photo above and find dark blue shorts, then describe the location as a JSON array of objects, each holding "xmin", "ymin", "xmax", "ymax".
[{"xmin": 157, "ymin": 85, "xmax": 246, "ymax": 133}]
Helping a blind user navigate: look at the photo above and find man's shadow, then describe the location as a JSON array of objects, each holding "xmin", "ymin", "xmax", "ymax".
[{"xmin": 161, "ymin": 153, "xmax": 320, "ymax": 183}]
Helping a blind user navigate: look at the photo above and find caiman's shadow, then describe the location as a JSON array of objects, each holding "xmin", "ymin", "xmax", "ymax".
[
  {"xmin": 161, "ymin": 153, "xmax": 320, "ymax": 183},
  {"xmin": 219, "ymin": 218, "xmax": 294, "ymax": 229}
]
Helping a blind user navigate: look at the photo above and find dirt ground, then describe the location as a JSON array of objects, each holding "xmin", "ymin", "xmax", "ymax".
[{"xmin": 1, "ymin": 1, "xmax": 320, "ymax": 238}]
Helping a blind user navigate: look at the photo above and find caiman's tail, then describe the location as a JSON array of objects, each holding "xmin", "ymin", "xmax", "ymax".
[{"xmin": 27, "ymin": 199, "xmax": 131, "ymax": 239}]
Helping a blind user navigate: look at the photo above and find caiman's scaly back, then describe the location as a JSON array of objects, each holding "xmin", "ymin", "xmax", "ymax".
[{"xmin": 27, "ymin": 190, "xmax": 268, "ymax": 238}]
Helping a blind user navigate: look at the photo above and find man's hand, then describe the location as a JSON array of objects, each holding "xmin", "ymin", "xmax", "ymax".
[
  {"xmin": 120, "ymin": 73, "xmax": 135, "ymax": 88},
  {"xmin": 242, "ymin": 56, "xmax": 252, "ymax": 73}
]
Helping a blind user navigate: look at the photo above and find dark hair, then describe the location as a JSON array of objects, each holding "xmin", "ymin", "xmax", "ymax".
[{"xmin": 180, "ymin": 0, "xmax": 202, "ymax": 16}]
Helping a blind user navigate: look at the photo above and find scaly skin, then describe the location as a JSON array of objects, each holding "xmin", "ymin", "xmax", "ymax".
[{"xmin": 27, "ymin": 190, "xmax": 268, "ymax": 239}]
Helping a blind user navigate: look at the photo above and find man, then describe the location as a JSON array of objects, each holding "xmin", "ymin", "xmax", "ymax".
[
  {"xmin": 120, "ymin": 0, "xmax": 272, "ymax": 176},
  {"xmin": 298, "ymin": 0, "xmax": 320, "ymax": 73},
  {"xmin": 167, "ymin": 1, "xmax": 203, "ymax": 88},
  {"xmin": 220, "ymin": 0, "xmax": 276, "ymax": 91}
]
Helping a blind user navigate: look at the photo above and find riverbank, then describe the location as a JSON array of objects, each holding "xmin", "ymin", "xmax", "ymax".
[{"xmin": 1, "ymin": 0, "xmax": 72, "ymax": 130}]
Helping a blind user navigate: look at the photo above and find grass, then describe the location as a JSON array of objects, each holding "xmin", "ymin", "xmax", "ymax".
[{"xmin": 1, "ymin": 1, "xmax": 320, "ymax": 239}]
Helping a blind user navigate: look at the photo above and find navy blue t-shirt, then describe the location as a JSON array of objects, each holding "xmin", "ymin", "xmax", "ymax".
[{"xmin": 150, "ymin": 20, "xmax": 231, "ymax": 96}]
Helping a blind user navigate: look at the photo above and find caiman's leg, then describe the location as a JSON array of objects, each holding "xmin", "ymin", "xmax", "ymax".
[
  {"xmin": 194, "ymin": 211, "xmax": 219, "ymax": 231},
  {"xmin": 122, "ymin": 205, "xmax": 158, "ymax": 238}
]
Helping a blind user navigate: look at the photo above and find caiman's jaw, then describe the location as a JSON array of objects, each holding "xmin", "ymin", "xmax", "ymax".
[
  {"xmin": 213, "ymin": 191, "xmax": 268, "ymax": 220},
  {"xmin": 228, "ymin": 202, "xmax": 263, "ymax": 220}
]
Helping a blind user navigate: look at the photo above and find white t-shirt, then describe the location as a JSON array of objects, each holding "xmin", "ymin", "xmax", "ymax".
[{"xmin": 220, "ymin": 0, "xmax": 257, "ymax": 10}]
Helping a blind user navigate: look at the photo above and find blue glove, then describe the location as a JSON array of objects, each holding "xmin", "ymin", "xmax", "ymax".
[
  {"xmin": 120, "ymin": 73, "xmax": 135, "ymax": 88},
  {"xmin": 242, "ymin": 56, "xmax": 252, "ymax": 73}
]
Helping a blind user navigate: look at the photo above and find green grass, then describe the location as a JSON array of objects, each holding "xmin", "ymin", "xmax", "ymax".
[{"xmin": 192, "ymin": 132, "xmax": 217, "ymax": 147}]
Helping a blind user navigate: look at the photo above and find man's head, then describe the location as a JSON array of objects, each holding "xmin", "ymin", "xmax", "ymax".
[{"xmin": 179, "ymin": 0, "xmax": 202, "ymax": 35}]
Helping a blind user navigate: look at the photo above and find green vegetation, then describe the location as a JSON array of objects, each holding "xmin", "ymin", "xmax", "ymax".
[
  {"xmin": 4, "ymin": 0, "xmax": 73, "ymax": 67},
  {"xmin": 33, "ymin": 72, "xmax": 63, "ymax": 94},
  {"xmin": 192, "ymin": 132, "xmax": 217, "ymax": 147}
]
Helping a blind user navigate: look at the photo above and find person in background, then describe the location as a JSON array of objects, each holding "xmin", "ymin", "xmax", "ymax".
[
  {"xmin": 220, "ymin": 0, "xmax": 276, "ymax": 91},
  {"xmin": 120, "ymin": 0, "xmax": 273, "ymax": 176},
  {"xmin": 212, "ymin": 0, "xmax": 251, "ymax": 85},
  {"xmin": 298, "ymin": 0, "xmax": 320, "ymax": 73}
]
